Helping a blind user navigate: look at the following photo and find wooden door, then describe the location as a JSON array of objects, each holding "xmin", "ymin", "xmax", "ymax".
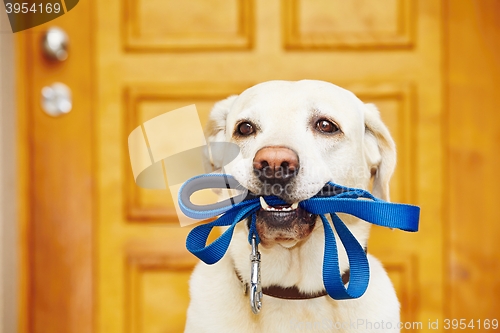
[
  {"xmin": 97, "ymin": 0, "xmax": 443, "ymax": 331},
  {"xmin": 18, "ymin": 0, "xmax": 448, "ymax": 332}
]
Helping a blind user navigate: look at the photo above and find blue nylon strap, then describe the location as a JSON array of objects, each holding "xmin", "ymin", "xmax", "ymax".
[
  {"xmin": 321, "ymin": 214, "xmax": 370, "ymax": 299},
  {"xmin": 186, "ymin": 199, "xmax": 260, "ymax": 264},
  {"xmin": 301, "ymin": 196, "xmax": 419, "ymax": 232},
  {"xmin": 179, "ymin": 174, "xmax": 420, "ymax": 300}
]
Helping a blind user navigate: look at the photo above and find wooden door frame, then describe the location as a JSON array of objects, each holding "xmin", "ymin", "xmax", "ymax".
[{"xmin": 1, "ymin": 8, "xmax": 18, "ymax": 333}]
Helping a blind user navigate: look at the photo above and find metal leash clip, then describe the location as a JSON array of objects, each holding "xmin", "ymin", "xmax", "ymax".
[{"xmin": 249, "ymin": 234, "xmax": 262, "ymax": 314}]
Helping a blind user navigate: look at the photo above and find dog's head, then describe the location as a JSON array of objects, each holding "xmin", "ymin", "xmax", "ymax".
[{"xmin": 206, "ymin": 80, "xmax": 395, "ymax": 248}]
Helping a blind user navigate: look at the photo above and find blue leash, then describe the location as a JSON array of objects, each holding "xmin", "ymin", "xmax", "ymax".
[{"xmin": 179, "ymin": 174, "xmax": 419, "ymax": 300}]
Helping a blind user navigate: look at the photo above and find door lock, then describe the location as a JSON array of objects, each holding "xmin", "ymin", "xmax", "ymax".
[{"xmin": 41, "ymin": 83, "xmax": 72, "ymax": 117}]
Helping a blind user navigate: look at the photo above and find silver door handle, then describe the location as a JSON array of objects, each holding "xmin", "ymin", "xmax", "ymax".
[{"xmin": 42, "ymin": 27, "xmax": 69, "ymax": 61}]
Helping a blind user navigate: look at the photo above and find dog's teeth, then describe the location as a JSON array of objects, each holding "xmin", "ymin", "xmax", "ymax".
[
  {"xmin": 260, "ymin": 197, "xmax": 299, "ymax": 212},
  {"xmin": 260, "ymin": 197, "xmax": 270, "ymax": 210}
]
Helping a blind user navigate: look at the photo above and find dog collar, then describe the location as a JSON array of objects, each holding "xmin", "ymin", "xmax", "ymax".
[
  {"xmin": 234, "ymin": 246, "xmax": 367, "ymax": 300},
  {"xmin": 179, "ymin": 174, "xmax": 420, "ymax": 313},
  {"xmin": 235, "ymin": 266, "xmax": 329, "ymax": 300}
]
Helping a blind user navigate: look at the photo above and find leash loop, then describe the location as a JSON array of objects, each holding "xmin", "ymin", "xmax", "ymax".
[{"xmin": 178, "ymin": 173, "xmax": 249, "ymax": 220}]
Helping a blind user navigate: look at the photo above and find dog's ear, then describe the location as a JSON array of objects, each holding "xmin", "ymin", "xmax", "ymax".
[
  {"xmin": 363, "ymin": 103, "xmax": 396, "ymax": 201},
  {"xmin": 205, "ymin": 95, "xmax": 238, "ymax": 171},
  {"xmin": 206, "ymin": 95, "xmax": 237, "ymax": 142}
]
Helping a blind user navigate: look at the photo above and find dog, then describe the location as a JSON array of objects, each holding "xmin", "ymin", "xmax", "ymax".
[{"xmin": 184, "ymin": 80, "xmax": 400, "ymax": 333}]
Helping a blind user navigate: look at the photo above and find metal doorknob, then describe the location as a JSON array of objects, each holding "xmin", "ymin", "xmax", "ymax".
[
  {"xmin": 42, "ymin": 27, "xmax": 69, "ymax": 61},
  {"xmin": 41, "ymin": 83, "xmax": 72, "ymax": 117}
]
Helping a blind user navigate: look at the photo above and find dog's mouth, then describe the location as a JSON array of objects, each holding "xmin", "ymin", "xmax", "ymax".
[{"xmin": 254, "ymin": 196, "xmax": 317, "ymax": 248}]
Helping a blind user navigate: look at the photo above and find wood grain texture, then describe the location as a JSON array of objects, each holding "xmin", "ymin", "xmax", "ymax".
[
  {"xmin": 283, "ymin": 0, "xmax": 415, "ymax": 49},
  {"xmin": 16, "ymin": 1, "xmax": 94, "ymax": 332},
  {"xmin": 445, "ymin": 0, "xmax": 500, "ymax": 320},
  {"xmin": 14, "ymin": 33, "xmax": 30, "ymax": 333},
  {"xmin": 125, "ymin": 251, "xmax": 198, "ymax": 333},
  {"xmin": 123, "ymin": 0, "xmax": 254, "ymax": 51}
]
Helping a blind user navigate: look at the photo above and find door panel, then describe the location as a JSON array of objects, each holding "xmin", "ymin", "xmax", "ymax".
[
  {"xmin": 283, "ymin": 0, "xmax": 414, "ymax": 49},
  {"xmin": 123, "ymin": 0, "xmax": 253, "ymax": 51},
  {"xmin": 126, "ymin": 251, "xmax": 194, "ymax": 333}
]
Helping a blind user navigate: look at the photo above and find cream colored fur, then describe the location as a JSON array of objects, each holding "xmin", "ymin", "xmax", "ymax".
[{"xmin": 185, "ymin": 80, "xmax": 400, "ymax": 333}]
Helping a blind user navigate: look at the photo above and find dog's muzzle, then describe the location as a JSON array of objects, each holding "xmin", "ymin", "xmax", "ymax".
[{"xmin": 251, "ymin": 146, "xmax": 315, "ymax": 245}]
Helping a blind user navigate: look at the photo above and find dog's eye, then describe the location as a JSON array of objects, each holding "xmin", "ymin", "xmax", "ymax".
[
  {"xmin": 237, "ymin": 122, "xmax": 255, "ymax": 136},
  {"xmin": 315, "ymin": 119, "xmax": 339, "ymax": 134}
]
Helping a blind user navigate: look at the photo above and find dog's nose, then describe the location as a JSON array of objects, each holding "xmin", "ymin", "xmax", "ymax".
[{"xmin": 253, "ymin": 146, "xmax": 299, "ymax": 183}]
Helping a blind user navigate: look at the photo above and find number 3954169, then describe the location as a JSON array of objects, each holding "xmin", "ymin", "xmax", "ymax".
[
  {"xmin": 5, "ymin": 2, "xmax": 62, "ymax": 14},
  {"xmin": 444, "ymin": 319, "xmax": 498, "ymax": 330}
]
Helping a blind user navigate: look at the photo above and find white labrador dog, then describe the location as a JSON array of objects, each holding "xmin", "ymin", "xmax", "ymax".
[{"xmin": 185, "ymin": 80, "xmax": 400, "ymax": 333}]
